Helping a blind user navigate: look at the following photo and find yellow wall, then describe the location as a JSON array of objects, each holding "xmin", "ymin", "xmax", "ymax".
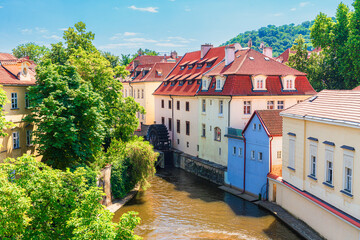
[
  {"xmin": 0, "ymin": 85, "xmax": 38, "ymax": 161},
  {"xmin": 269, "ymin": 179, "xmax": 360, "ymax": 240}
]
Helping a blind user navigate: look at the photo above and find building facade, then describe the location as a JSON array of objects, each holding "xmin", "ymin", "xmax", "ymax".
[
  {"xmin": 0, "ymin": 54, "xmax": 37, "ymax": 160},
  {"xmin": 227, "ymin": 110, "xmax": 283, "ymax": 198},
  {"xmin": 268, "ymin": 90, "xmax": 360, "ymax": 240}
]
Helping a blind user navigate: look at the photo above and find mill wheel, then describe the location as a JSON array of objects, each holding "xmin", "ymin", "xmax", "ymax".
[{"xmin": 146, "ymin": 124, "xmax": 171, "ymax": 150}]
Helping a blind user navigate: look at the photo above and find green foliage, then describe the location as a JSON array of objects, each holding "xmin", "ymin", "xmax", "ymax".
[
  {"xmin": 0, "ymin": 86, "xmax": 14, "ymax": 138},
  {"xmin": 222, "ymin": 21, "xmax": 314, "ymax": 57},
  {"xmin": 12, "ymin": 42, "xmax": 49, "ymax": 63},
  {"xmin": 120, "ymin": 54, "xmax": 132, "ymax": 66},
  {"xmin": 24, "ymin": 60, "xmax": 107, "ymax": 169},
  {"xmin": 102, "ymin": 51, "xmax": 121, "ymax": 69},
  {"xmin": 287, "ymin": 35, "xmax": 309, "ymax": 73},
  {"xmin": 347, "ymin": 0, "xmax": 360, "ymax": 88},
  {"xmin": 109, "ymin": 137, "xmax": 158, "ymax": 199},
  {"xmin": 0, "ymin": 155, "xmax": 141, "ymax": 239}
]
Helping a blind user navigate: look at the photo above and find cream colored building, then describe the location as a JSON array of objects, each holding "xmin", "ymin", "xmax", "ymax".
[
  {"xmin": 268, "ymin": 90, "xmax": 360, "ymax": 240},
  {"xmin": 197, "ymin": 47, "xmax": 316, "ymax": 166},
  {"xmin": 120, "ymin": 54, "xmax": 178, "ymax": 129},
  {"xmin": 0, "ymin": 54, "xmax": 37, "ymax": 160}
]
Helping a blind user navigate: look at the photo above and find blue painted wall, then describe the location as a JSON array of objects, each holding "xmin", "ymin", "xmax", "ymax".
[{"xmin": 227, "ymin": 114, "xmax": 270, "ymax": 198}]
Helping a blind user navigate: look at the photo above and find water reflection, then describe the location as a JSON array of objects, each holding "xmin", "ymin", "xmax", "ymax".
[{"xmin": 113, "ymin": 167, "xmax": 300, "ymax": 240}]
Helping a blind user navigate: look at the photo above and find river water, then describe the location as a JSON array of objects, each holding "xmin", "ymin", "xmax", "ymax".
[{"xmin": 113, "ymin": 167, "xmax": 300, "ymax": 240}]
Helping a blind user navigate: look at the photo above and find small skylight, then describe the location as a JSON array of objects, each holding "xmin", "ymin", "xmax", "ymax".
[
  {"xmin": 264, "ymin": 57, "xmax": 270, "ymax": 61},
  {"xmin": 237, "ymin": 55, "xmax": 241, "ymax": 58},
  {"xmin": 249, "ymin": 57, "xmax": 254, "ymax": 60},
  {"xmin": 309, "ymin": 96, "xmax": 318, "ymax": 102}
]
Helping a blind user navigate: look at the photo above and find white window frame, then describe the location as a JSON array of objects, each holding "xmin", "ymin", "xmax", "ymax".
[
  {"xmin": 277, "ymin": 100, "xmax": 284, "ymax": 110},
  {"xmin": 267, "ymin": 101, "xmax": 275, "ymax": 110},
  {"xmin": 11, "ymin": 92, "xmax": 18, "ymax": 109},
  {"xmin": 214, "ymin": 127, "xmax": 221, "ymax": 142},
  {"xmin": 325, "ymin": 146, "xmax": 334, "ymax": 185},
  {"xmin": 251, "ymin": 150, "xmax": 255, "ymax": 160},
  {"xmin": 238, "ymin": 147, "xmax": 243, "ymax": 157},
  {"xmin": 13, "ymin": 131, "xmax": 20, "ymax": 149},
  {"xmin": 252, "ymin": 75, "xmax": 267, "ymax": 90},
  {"xmin": 288, "ymin": 136, "xmax": 296, "ymax": 169},
  {"xmin": 244, "ymin": 101, "xmax": 251, "ymax": 115},
  {"xmin": 277, "ymin": 151, "xmax": 281, "ymax": 159},
  {"xmin": 309, "ymin": 142, "xmax": 317, "ymax": 177},
  {"xmin": 219, "ymin": 100, "xmax": 223, "ymax": 116},
  {"xmin": 25, "ymin": 92, "xmax": 30, "ymax": 108},
  {"xmin": 343, "ymin": 151, "xmax": 354, "ymax": 193},
  {"xmin": 282, "ymin": 75, "xmax": 296, "ymax": 90},
  {"xmin": 26, "ymin": 130, "xmax": 32, "ymax": 146}
]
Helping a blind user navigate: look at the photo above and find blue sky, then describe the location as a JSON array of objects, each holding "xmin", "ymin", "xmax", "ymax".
[{"xmin": 0, "ymin": 0, "xmax": 355, "ymax": 56}]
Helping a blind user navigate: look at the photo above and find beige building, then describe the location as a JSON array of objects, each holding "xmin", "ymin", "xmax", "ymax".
[
  {"xmin": 268, "ymin": 90, "xmax": 360, "ymax": 240},
  {"xmin": 120, "ymin": 53, "xmax": 179, "ymax": 129},
  {"xmin": 0, "ymin": 53, "xmax": 37, "ymax": 160}
]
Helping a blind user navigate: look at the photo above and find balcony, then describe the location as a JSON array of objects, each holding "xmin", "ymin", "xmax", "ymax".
[{"xmin": 225, "ymin": 127, "xmax": 243, "ymax": 139}]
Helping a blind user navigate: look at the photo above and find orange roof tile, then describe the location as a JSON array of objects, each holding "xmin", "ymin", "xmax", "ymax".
[{"xmin": 256, "ymin": 110, "xmax": 283, "ymax": 136}]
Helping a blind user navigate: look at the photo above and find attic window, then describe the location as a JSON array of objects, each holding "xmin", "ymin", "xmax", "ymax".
[
  {"xmin": 164, "ymin": 81, "xmax": 169, "ymax": 86},
  {"xmin": 282, "ymin": 75, "xmax": 296, "ymax": 91},
  {"xmin": 197, "ymin": 79, "xmax": 201, "ymax": 84},
  {"xmin": 180, "ymin": 65, "xmax": 186, "ymax": 70},
  {"xmin": 249, "ymin": 57, "xmax": 254, "ymax": 60},
  {"xmin": 197, "ymin": 63, "xmax": 203, "ymax": 69},
  {"xmin": 264, "ymin": 57, "xmax": 270, "ymax": 61},
  {"xmin": 179, "ymin": 80, "xmax": 184, "ymax": 86},
  {"xmin": 156, "ymin": 70, "xmax": 162, "ymax": 76},
  {"xmin": 202, "ymin": 77, "xmax": 211, "ymax": 91},
  {"xmin": 206, "ymin": 62, "xmax": 213, "ymax": 68},
  {"xmin": 215, "ymin": 76, "xmax": 226, "ymax": 91},
  {"xmin": 252, "ymin": 75, "xmax": 267, "ymax": 91},
  {"xmin": 188, "ymin": 64, "xmax": 194, "ymax": 70},
  {"xmin": 171, "ymin": 81, "xmax": 176, "ymax": 86},
  {"xmin": 188, "ymin": 80, "xmax": 194, "ymax": 85}
]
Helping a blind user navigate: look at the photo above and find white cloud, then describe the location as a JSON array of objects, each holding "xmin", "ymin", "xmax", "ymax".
[
  {"xmin": 35, "ymin": 27, "xmax": 48, "ymax": 34},
  {"xmin": 21, "ymin": 29, "xmax": 33, "ymax": 34},
  {"xmin": 128, "ymin": 5, "xmax": 158, "ymax": 13},
  {"xmin": 169, "ymin": 0, "xmax": 175, "ymax": 1},
  {"xmin": 124, "ymin": 32, "xmax": 137, "ymax": 36},
  {"xmin": 167, "ymin": 36, "xmax": 192, "ymax": 43},
  {"xmin": 59, "ymin": 28, "xmax": 68, "ymax": 31},
  {"xmin": 43, "ymin": 35, "xmax": 62, "ymax": 40},
  {"xmin": 99, "ymin": 42, "xmax": 142, "ymax": 49},
  {"xmin": 156, "ymin": 43, "xmax": 185, "ymax": 47},
  {"xmin": 299, "ymin": 2, "xmax": 310, "ymax": 7},
  {"xmin": 290, "ymin": 8, "xmax": 296, "ymax": 11},
  {"xmin": 0, "ymin": 6, "xmax": 3, "ymax": 9},
  {"xmin": 272, "ymin": 13, "xmax": 283, "ymax": 17},
  {"xmin": 124, "ymin": 38, "xmax": 157, "ymax": 43}
]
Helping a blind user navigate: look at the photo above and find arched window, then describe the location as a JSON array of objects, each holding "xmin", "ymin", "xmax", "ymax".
[{"xmin": 214, "ymin": 127, "xmax": 221, "ymax": 142}]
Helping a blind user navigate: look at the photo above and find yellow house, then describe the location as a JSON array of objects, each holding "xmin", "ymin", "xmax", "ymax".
[
  {"xmin": 268, "ymin": 90, "xmax": 360, "ymax": 240},
  {"xmin": 0, "ymin": 53, "xmax": 37, "ymax": 160},
  {"xmin": 120, "ymin": 53, "xmax": 179, "ymax": 129}
]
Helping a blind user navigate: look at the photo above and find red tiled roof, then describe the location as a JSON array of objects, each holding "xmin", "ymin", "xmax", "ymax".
[
  {"xmin": 282, "ymin": 90, "xmax": 360, "ymax": 125},
  {"xmin": 275, "ymin": 47, "xmax": 322, "ymax": 63},
  {"xmin": 207, "ymin": 49, "xmax": 306, "ymax": 76},
  {"xmin": 0, "ymin": 65, "xmax": 36, "ymax": 86},
  {"xmin": 153, "ymin": 79, "xmax": 200, "ymax": 96},
  {"xmin": 197, "ymin": 75, "xmax": 316, "ymax": 96},
  {"xmin": 353, "ymin": 85, "xmax": 360, "ymax": 91},
  {"xmin": 0, "ymin": 53, "xmax": 17, "ymax": 61},
  {"xmin": 154, "ymin": 45, "xmax": 229, "ymax": 96},
  {"xmin": 131, "ymin": 62, "xmax": 176, "ymax": 83},
  {"xmin": 256, "ymin": 110, "xmax": 283, "ymax": 136}
]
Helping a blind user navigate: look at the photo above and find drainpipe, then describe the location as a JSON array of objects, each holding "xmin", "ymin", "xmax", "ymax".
[
  {"xmin": 170, "ymin": 95, "xmax": 174, "ymax": 147},
  {"xmin": 228, "ymin": 95, "xmax": 233, "ymax": 127},
  {"xmin": 129, "ymin": 81, "xmax": 134, "ymax": 98},
  {"xmin": 267, "ymin": 136, "xmax": 274, "ymax": 200},
  {"xmin": 241, "ymin": 131, "xmax": 246, "ymax": 194}
]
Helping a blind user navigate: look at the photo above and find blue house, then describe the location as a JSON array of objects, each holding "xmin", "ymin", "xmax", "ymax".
[{"xmin": 226, "ymin": 110, "xmax": 283, "ymax": 199}]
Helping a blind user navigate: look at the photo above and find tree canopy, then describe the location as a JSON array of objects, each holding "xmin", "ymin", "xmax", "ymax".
[
  {"xmin": 12, "ymin": 42, "xmax": 49, "ymax": 63},
  {"xmin": 0, "ymin": 155, "xmax": 140, "ymax": 239},
  {"xmin": 222, "ymin": 21, "xmax": 314, "ymax": 57}
]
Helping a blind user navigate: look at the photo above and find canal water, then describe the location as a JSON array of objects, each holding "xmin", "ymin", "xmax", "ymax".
[{"xmin": 113, "ymin": 167, "xmax": 300, "ymax": 240}]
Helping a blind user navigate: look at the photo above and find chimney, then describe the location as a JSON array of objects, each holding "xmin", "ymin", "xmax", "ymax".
[
  {"xmin": 133, "ymin": 60, "xmax": 139, "ymax": 70},
  {"xmin": 247, "ymin": 39, "xmax": 252, "ymax": 48},
  {"xmin": 201, "ymin": 44, "xmax": 213, "ymax": 58},
  {"xmin": 263, "ymin": 47, "xmax": 273, "ymax": 58},
  {"xmin": 225, "ymin": 46, "xmax": 235, "ymax": 66},
  {"xmin": 171, "ymin": 51, "xmax": 178, "ymax": 59}
]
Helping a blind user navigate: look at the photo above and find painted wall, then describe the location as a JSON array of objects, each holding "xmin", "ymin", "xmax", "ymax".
[
  {"xmin": 227, "ymin": 137, "xmax": 245, "ymax": 189},
  {"xmin": 154, "ymin": 95, "xmax": 198, "ymax": 156},
  {"xmin": 0, "ymin": 86, "xmax": 38, "ymax": 160},
  {"xmin": 230, "ymin": 95, "xmax": 310, "ymax": 130},
  {"xmin": 282, "ymin": 116, "xmax": 360, "ymax": 220},
  {"xmin": 269, "ymin": 179, "xmax": 360, "ymax": 240},
  {"xmin": 198, "ymin": 96, "xmax": 231, "ymax": 166}
]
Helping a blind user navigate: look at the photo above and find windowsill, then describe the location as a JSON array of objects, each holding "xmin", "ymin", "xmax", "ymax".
[
  {"xmin": 201, "ymin": 135, "xmax": 206, "ymax": 138},
  {"xmin": 11, "ymin": 108, "xmax": 19, "ymax": 110},
  {"xmin": 322, "ymin": 181, "xmax": 334, "ymax": 189},
  {"xmin": 307, "ymin": 174, "xmax": 317, "ymax": 181},
  {"xmin": 201, "ymin": 112, "xmax": 206, "ymax": 115},
  {"xmin": 340, "ymin": 190, "xmax": 353, "ymax": 198},
  {"xmin": 287, "ymin": 166, "xmax": 295, "ymax": 171},
  {"xmin": 250, "ymin": 158, "xmax": 255, "ymax": 161},
  {"xmin": 218, "ymin": 114, "xmax": 224, "ymax": 118}
]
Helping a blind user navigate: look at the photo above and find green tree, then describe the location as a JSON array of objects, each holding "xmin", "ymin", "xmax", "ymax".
[
  {"xmin": 12, "ymin": 42, "xmax": 49, "ymax": 63},
  {"xmin": 0, "ymin": 155, "xmax": 141, "ymax": 239},
  {"xmin": 347, "ymin": 0, "xmax": 360, "ymax": 88},
  {"xmin": 24, "ymin": 60, "xmax": 107, "ymax": 169},
  {"xmin": 0, "ymin": 86, "xmax": 14, "ymax": 138},
  {"xmin": 121, "ymin": 54, "xmax": 132, "ymax": 66},
  {"xmin": 102, "ymin": 51, "xmax": 121, "ymax": 69},
  {"xmin": 287, "ymin": 35, "xmax": 309, "ymax": 73}
]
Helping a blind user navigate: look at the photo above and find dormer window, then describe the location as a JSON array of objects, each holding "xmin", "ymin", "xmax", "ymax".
[
  {"xmin": 197, "ymin": 63, "xmax": 203, "ymax": 69},
  {"xmin": 215, "ymin": 76, "xmax": 226, "ymax": 91},
  {"xmin": 252, "ymin": 75, "xmax": 267, "ymax": 91},
  {"xmin": 206, "ymin": 62, "xmax": 213, "ymax": 68},
  {"xmin": 282, "ymin": 75, "xmax": 296, "ymax": 90},
  {"xmin": 180, "ymin": 65, "xmax": 185, "ymax": 70},
  {"xmin": 179, "ymin": 80, "xmax": 184, "ymax": 86},
  {"xmin": 156, "ymin": 70, "xmax": 162, "ymax": 76},
  {"xmin": 164, "ymin": 81, "xmax": 169, "ymax": 86},
  {"xmin": 171, "ymin": 81, "xmax": 176, "ymax": 86},
  {"xmin": 188, "ymin": 64, "xmax": 194, "ymax": 70},
  {"xmin": 201, "ymin": 76, "xmax": 211, "ymax": 91}
]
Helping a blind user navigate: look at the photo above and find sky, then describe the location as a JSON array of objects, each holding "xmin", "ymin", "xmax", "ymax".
[{"xmin": 0, "ymin": 0, "xmax": 355, "ymax": 56}]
